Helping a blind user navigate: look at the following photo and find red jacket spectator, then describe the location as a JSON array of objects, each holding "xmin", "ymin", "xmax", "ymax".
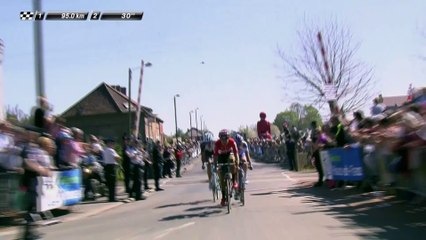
[{"xmin": 257, "ymin": 112, "xmax": 272, "ymax": 140}]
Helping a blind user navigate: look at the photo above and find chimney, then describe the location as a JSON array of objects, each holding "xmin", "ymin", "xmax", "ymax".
[
  {"xmin": 111, "ymin": 85, "xmax": 126, "ymax": 95},
  {"xmin": 120, "ymin": 87, "xmax": 126, "ymax": 96}
]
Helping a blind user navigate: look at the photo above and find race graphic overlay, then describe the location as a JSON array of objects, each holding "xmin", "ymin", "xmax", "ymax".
[
  {"xmin": 100, "ymin": 12, "xmax": 143, "ymax": 20},
  {"xmin": 20, "ymin": 11, "xmax": 45, "ymax": 21},
  {"xmin": 20, "ymin": 11, "xmax": 34, "ymax": 20},
  {"xmin": 45, "ymin": 12, "xmax": 89, "ymax": 21},
  {"xmin": 34, "ymin": 12, "xmax": 45, "ymax": 20},
  {"xmin": 90, "ymin": 11, "xmax": 101, "ymax": 20}
]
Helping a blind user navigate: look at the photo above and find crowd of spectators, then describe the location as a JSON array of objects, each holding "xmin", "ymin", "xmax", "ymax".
[{"xmin": 247, "ymin": 88, "xmax": 426, "ymax": 195}]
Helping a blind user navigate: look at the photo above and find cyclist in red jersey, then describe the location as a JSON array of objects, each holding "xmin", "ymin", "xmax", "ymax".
[
  {"xmin": 257, "ymin": 112, "xmax": 272, "ymax": 140},
  {"xmin": 214, "ymin": 129, "xmax": 239, "ymax": 207}
]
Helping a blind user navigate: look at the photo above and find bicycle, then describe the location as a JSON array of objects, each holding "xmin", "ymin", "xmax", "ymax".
[
  {"xmin": 210, "ymin": 162, "xmax": 220, "ymax": 202},
  {"xmin": 217, "ymin": 162, "xmax": 234, "ymax": 214},
  {"xmin": 238, "ymin": 164, "xmax": 246, "ymax": 206}
]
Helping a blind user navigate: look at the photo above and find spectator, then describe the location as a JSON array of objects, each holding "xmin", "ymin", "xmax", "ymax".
[
  {"xmin": 282, "ymin": 121, "xmax": 296, "ymax": 171},
  {"xmin": 350, "ymin": 111, "xmax": 364, "ymax": 132},
  {"xmin": 152, "ymin": 140, "xmax": 164, "ymax": 191},
  {"xmin": 310, "ymin": 121, "xmax": 323, "ymax": 187},
  {"xmin": 371, "ymin": 98, "xmax": 385, "ymax": 116},
  {"xmin": 125, "ymin": 139, "xmax": 146, "ymax": 200},
  {"xmin": 102, "ymin": 138, "xmax": 121, "ymax": 202},
  {"xmin": 33, "ymin": 96, "xmax": 52, "ymax": 133},
  {"xmin": 330, "ymin": 116, "xmax": 352, "ymax": 147},
  {"xmin": 257, "ymin": 112, "xmax": 272, "ymax": 140},
  {"xmin": 20, "ymin": 135, "xmax": 54, "ymax": 240},
  {"xmin": 174, "ymin": 144, "xmax": 184, "ymax": 178},
  {"xmin": 121, "ymin": 136, "xmax": 131, "ymax": 194},
  {"xmin": 162, "ymin": 146, "xmax": 173, "ymax": 178}
]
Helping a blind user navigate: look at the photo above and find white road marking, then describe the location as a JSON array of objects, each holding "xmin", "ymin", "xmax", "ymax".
[
  {"xmin": 153, "ymin": 222, "xmax": 196, "ymax": 239},
  {"xmin": 281, "ymin": 172, "xmax": 297, "ymax": 182}
]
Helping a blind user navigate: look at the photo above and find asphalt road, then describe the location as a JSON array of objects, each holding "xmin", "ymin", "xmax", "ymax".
[{"xmin": 3, "ymin": 158, "xmax": 426, "ymax": 240}]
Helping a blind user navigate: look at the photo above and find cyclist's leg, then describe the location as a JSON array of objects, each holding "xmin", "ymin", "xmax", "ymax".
[
  {"xmin": 201, "ymin": 151, "xmax": 206, "ymax": 169},
  {"xmin": 231, "ymin": 157, "xmax": 239, "ymax": 188},
  {"xmin": 240, "ymin": 158, "xmax": 248, "ymax": 177}
]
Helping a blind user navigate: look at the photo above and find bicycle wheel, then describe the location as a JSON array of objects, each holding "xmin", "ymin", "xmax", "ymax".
[
  {"xmin": 240, "ymin": 188, "xmax": 245, "ymax": 206},
  {"xmin": 226, "ymin": 175, "xmax": 232, "ymax": 214},
  {"xmin": 211, "ymin": 175, "xmax": 217, "ymax": 202},
  {"xmin": 215, "ymin": 175, "xmax": 220, "ymax": 200}
]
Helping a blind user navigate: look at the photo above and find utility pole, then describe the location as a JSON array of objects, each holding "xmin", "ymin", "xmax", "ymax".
[{"xmin": 33, "ymin": 0, "xmax": 46, "ymax": 102}]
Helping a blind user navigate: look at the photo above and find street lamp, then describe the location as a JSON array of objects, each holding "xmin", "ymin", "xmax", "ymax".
[
  {"xmin": 128, "ymin": 60, "xmax": 152, "ymax": 136},
  {"xmin": 174, "ymin": 94, "xmax": 180, "ymax": 143},
  {"xmin": 195, "ymin": 107, "xmax": 199, "ymax": 140},
  {"xmin": 189, "ymin": 110, "xmax": 194, "ymax": 140},
  {"xmin": 200, "ymin": 115, "xmax": 203, "ymax": 141}
]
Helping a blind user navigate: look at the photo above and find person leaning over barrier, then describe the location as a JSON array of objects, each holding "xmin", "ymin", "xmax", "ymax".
[{"xmin": 20, "ymin": 134, "xmax": 55, "ymax": 240}]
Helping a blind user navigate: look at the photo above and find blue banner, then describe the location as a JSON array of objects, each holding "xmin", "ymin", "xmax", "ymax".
[
  {"xmin": 37, "ymin": 169, "xmax": 82, "ymax": 212},
  {"xmin": 320, "ymin": 147, "xmax": 364, "ymax": 181},
  {"xmin": 59, "ymin": 169, "xmax": 82, "ymax": 206}
]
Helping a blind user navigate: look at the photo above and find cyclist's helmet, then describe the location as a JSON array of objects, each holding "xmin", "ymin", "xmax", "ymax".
[
  {"xmin": 235, "ymin": 134, "xmax": 244, "ymax": 146},
  {"xmin": 218, "ymin": 129, "xmax": 229, "ymax": 139},
  {"xmin": 259, "ymin": 112, "xmax": 266, "ymax": 119},
  {"xmin": 235, "ymin": 134, "xmax": 243, "ymax": 143}
]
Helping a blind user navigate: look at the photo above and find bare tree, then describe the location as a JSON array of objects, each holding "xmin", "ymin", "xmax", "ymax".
[{"xmin": 278, "ymin": 20, "xmax": 375, "ymax": 114}]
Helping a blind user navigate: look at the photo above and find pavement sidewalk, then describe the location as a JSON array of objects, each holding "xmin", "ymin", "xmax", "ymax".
[{"xmin": 0, "ymin": 156, "xmax": 201, "ymax": 235}]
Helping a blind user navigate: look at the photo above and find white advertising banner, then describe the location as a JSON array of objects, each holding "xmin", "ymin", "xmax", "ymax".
[{"xmin": 36, "ymin": 169, "xmax": 82, "ymax": 212}]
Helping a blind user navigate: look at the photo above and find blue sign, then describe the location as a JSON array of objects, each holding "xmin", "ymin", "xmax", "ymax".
[
  {"xmin": 59, "ymin": 169, "xmax": 82, "ymax": 206},
  {"xmin": 37, "ymin": 169, "xmax": 82, "ymax": 212},
  {"xmin": 320, "ymin": 147, "xmax": 364, "ymax": 181}
]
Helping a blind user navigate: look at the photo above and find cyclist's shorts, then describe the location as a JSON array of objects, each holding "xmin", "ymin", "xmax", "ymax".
[
  {"xmin": 202, "ymin": 150, "xmax": 214, "ymax": 162},
  {"xmin": 217, "ymin": 152, "xmax": 236, "ymax": 164}
]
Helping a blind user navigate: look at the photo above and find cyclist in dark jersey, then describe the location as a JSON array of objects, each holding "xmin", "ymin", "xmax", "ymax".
[{"xmin": 200, "ymin": 138, "xmax": 215, "ymax": 182}]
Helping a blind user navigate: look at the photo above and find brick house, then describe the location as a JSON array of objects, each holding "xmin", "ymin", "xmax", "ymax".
[{"xmin": 61, "ymin": 82, "xmax": 164, "ymax": 143}]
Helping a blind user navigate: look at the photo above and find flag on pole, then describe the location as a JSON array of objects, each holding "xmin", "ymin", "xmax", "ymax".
[
  {"xmin": 317, "ymin": 32, "xmax": 339, "ymax": 114},
  {"xmin": 317, "ymin": 32, "xmax": 333, "ymax": 85}
]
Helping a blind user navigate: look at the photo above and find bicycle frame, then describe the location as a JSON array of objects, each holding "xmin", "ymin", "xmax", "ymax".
[{"xmin": 217, "ymin": 161, "xmax": 234, "ymax": 214}]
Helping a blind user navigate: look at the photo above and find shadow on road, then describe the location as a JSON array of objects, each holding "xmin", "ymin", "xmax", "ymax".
[
  {"xmin": 284, "ymin": 181, "xmax": 426, "ymax": 239},
  {"xmin": 159, "ymin": 209, "xmax": 223, "ymax": 221},
  {"xmin": 185, "ymin": 205, "xmax": 222, "ymax": 212},
  {"xmin": 78, "ymin": 199, "xmax": 111, "ymax": 205},
  {"xmin": 155, "ymin": 199, "xmax": 211, "ymax": 209},
  {"xmin": 250, "ymin": 190, "xmax": 287, "ymax": 196}
]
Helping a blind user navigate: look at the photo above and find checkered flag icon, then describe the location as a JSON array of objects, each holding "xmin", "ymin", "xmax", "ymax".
[{"xmin": 20, "ymin": 11, "xmax": 34, "ymax": 20}]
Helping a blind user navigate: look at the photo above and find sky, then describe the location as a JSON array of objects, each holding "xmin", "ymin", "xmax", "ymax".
[{"xmin": 0, "ymin": 0, "xmax": 425, "ymax": 136}]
